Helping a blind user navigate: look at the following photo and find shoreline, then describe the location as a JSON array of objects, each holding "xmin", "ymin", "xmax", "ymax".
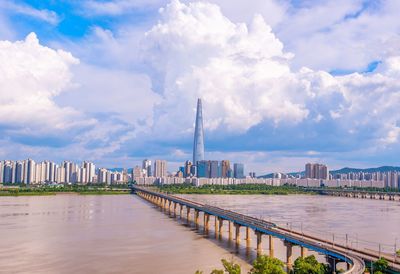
[{"xmin": 0, "ymin": 191, "xmax": 130, "ymax": 197}]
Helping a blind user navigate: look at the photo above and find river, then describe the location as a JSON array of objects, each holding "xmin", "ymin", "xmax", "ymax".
[
  {"xmin": 1, "ymin": 194, "xmax": 399, "ymax": 273},
  {"xmin": 0, "ymin": 194, "xmax": 249, "ymax": 274}
]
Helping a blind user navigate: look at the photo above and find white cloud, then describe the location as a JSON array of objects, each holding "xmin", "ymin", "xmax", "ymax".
[
  {"xmin": 0, "ymin": 33, "xmax": 93, "ymax": 133},
  {"xmin": 0, "ymin": 1, "xmax": 59, "ymax": 25},
  {"xmin": 143, "ymin": 0, "xmax": 309, "ymax": 134},
  {"xmin": 276, "ymin": 0, "xmax": 400, "ymax": 71},
  {"xmin": 138, "ymin": 0, "xmax": 400, "ymax": 157},
  {"xmin": 83, "ymin": 0, "xmax": 164, "ymax": 15}
]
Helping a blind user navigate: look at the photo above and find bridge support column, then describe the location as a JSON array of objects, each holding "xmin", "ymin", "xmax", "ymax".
[
  {"xmin": 228, "ymin": 221, "xmax": 233, "ymax": 241},
  {"xmin": 204, "ymin": 214, "xmax": 210, "ymax": 235},
  {"xmin": 301, "ymin": 246, "xmax": 307, "ymax": 258},
  {"xmin": 326, "ymin": 256, "xmax": 336, "ymax": 274},
  {"xmin": 285, "ymin": 241, "xmax": 293, "ymax": 272},
  {"xmin": 235, "ymin": 224, "xmax": 241, "ymax": 247},
  {"xmin": 186, "ymin": 207, "xmax": 191, "ymax": 225},
  {"xmin": 246, "ymin": 227, "xmax": 251, "ymax": 249},
  {"xmin": 268, "ymin": 235, "xmax": 274, "ymax": 257},
  {"xmin": 180, "ymin": 204, "xmax": 183, "ymax": 219},
  {"xmin": 195, "ymin": 210, "xmax": 199, "ymax": 229},
  {"xmin": 173, "ymin": 202, "xmax": 177, "ymax": 217},
  {"xmin": 214, "ymin": 216, "xmax": 219, "ymax": 239},
  {"xmin": 168, "ymin": 200, "xmax": 171, "ymax": 215},
  {"xmin": 218, "ymin": 218, "xmax": 223, "ymax": 239},
  {"xmin": 256, "ymin": 231, "xmax": 262, "ymax": 256}
]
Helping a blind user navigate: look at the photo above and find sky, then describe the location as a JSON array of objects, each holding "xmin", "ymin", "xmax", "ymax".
[{"xmin": 1, "ymin": 0, "xmax": 400, "ymax": 174}]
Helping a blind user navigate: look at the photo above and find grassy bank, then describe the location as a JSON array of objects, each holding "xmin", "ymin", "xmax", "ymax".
[
  {"xmin": 157, "ymin": 184, "xmax": 312, "ymax": 195},
  {"xmin": 0, "ymin": 185, "xmax": 130, "ymax": 196}
]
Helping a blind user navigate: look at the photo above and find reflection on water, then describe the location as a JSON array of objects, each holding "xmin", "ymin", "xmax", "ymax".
[
  {"xmin": 180, "ymin": 194, "xmax": 400, "ymax": 254},
  {"xmin": 0, "ymin": 195, "xmax": 250, "ymax": 274}
]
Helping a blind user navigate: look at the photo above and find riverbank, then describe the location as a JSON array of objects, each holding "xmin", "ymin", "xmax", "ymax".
[
  {"xmin": 0, "ymin": 185, "xmax": 130, "ymax": 196},
  {"xmin": 157, "ymin": 184, "xmax": 313, "ymax": 195}
]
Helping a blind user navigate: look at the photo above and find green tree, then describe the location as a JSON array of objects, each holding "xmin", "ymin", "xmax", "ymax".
[
  {"xmin": 249, "ymin": 255, "xmax": 285, "ymax": 274},
  {"xmin": 207, "ymin": 259, "xmax": 241, "ymax": 274},
  {"xmin": 293, "ymin": 255, "xmax": 329, "ymax": 274},
  {"xmin": 396, "ymin": 249, "xmax": 400, "ymax": 256},
  {"xmin": 373, "ymin": 258, "xmax": 389, "ymax": 273},
  {"xmin": 221, "ymin": 259, "xmax": 241, "ymax": 274}
]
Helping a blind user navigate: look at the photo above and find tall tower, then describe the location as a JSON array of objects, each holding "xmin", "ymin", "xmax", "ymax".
[{"xmin": 193, "ymin": 98, "xmax": 205, "ymax": 165}]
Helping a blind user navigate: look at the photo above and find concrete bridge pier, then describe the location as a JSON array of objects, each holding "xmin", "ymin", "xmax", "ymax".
[
  {"xmin": 194, "ymin": 209, "xmax": 200, "ymax": 229},
  {"xmin": 173, "ymin": 202, "xmax": 177, "ymax": 217},
  {"xmin": 204, "ymin": 213, "xmax": 210, "ymax": 235},
  {"xmin": 284, "ymin": 241, "xmax": 293, "ymax": 273},
  {"xmin": 168, "ymin": 200, "xmax": 171, "ymax": 215},
  {"xmin": 179, "ymin": 204, "xmax": 183, "ymax": 219},
  {"xmin": 246, "ymin": 227, "xmax": 251, "ymax": 245},
  {"xmin": 235, "ymin": 224, "xmax": 241, "ymax": 248},
  {"xmin": 269, "ymin": 235, "xmax": 275, "ymax": 257},
  {"xmin": 256, "ymin": 231, "xmax": 263, "ymax": 256},
  {"xmin": 163, "ymin": 198, "xmax": 167, "ymax": 211},
  {"xmin": 218, "ymin": 217, "xmax": 223, "ymax": 240},
  {"xmin": 228, "ymin": 221, "xmax": 233, "ymax": 241},
  {"xmin": 326, "ymin": 256, "xmax": 337, "ymax": 274},
  {"xmin": 186, "ymin": 207, "xmax": 191, "ymax": 225},
  {"xmin": 214, "ymin": 217, "xmax": 219, "ymax": 239}
]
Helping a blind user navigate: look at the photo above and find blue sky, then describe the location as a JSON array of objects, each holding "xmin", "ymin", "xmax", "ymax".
[{"xmin": 1, "ymin": 0, "xmax": 400, "ymax": 174}]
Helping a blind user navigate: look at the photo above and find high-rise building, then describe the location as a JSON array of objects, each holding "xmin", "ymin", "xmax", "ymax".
[
  {"xmin": 3, "ymin": 161, "xmax": 13, "ymax": 183},
  {"xmin": 184, "ymin": 160, "xmax": 193, "ymax": 177},
  {"xmin": 193, "ymin": 98, "xmax": 205, "ymax": 167},
  {"xmin": 210, "ymin": 161, "xmax": 220, "ymax": 178},
  {"xmin": 98, "ymin": 168, "xmax": 110, "ymax": 184},
  {"xmin": 0, "ymin": 161, "xmax": 4, "ymax": 183},
  {"xmin": 15, "ymin": 161, "xmax": 24, "ymax": 183},
  {"xmin": 133, "ymin": 165, "xmax": 143, "ymax": 180},
  {"xmin": 197, "ymin": 160, "xmax": 210, "ymax": 178},
  {"xmin": 142, "ymin": 159, "xmax": 152, "ymax": 177},
  {"xmin": 82, "ymin": 161, "xmax": 95, "ymax": 183},
  {"xmin": 26, "ymin": 159, "xmax": 35, "ymax": 184},
  {"xmin": 154, "ymin": 160, "xmax": 167, "ymax": 177},
  {"xmin": 305, "ymin": 163, "xmax": 329, "ymax": 179},
  {"xmin": 233, "ymin": 163, "xmax": 244, "ymax": 179},
  {"xmin": 220, "ymin": 160, "xmax": 231, "ymax": 178}
]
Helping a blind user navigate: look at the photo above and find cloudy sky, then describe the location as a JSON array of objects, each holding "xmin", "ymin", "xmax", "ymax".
[{"xmin": 1, "ymin": 0, "xmax": 400, "ymax": 174}]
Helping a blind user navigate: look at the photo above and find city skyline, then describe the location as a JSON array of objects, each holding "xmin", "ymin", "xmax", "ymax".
[{"xmin": 2, "ymin": 1, "xmax": 400, "ymax": 173}]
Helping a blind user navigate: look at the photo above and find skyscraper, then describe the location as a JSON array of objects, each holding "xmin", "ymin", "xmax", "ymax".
[
  {"xmin": 220, "ymin": 160, "xmax": 231, "ymax": 178},
  {"xmin": 234, "ymin": 163, "xmax": 244, "ymax": 179},
  {"xmin": 193, "ymin": 98, "xmax": 205, "ymax": 166},
  {"xmin": 197, "ymin": 160, "xmax": 210, "ymax": 178},
  {"xmin": 154, "ymin": 160, "xmax": 167, "ymax": 177},
  {"xmin": 305, "ymin": 163, "xmax": 329, "ymax": 179},
  {"xmin": 142, "ymin": 159, "xmax": 152, "ymax": 177}
]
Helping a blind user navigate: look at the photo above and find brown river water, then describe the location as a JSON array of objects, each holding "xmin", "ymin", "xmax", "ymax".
[{"xmin": 1, "ymin": 194, "xmax": 399, "ymax": 273}]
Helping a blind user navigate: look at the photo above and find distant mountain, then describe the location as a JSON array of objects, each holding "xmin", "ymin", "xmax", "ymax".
[
  {"xmin": 330, "ymin": 166, "xmax": 400, "ymax": 174},
  {"xmin": 258, "ymin": 166, "xmax": 400, "ymax": 178}
]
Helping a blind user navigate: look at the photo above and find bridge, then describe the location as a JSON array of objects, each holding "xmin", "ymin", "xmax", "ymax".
[
  {"xmin": 304, "ymin": 188, "xmax": 400, "ymax": 201},
  {"xmin": 132, "ymin": 186, "xmax": 400, "ymax": 273},
  {"xmin": 132, "ymin": 185, "xmax": 400, "ymax": 273}
]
